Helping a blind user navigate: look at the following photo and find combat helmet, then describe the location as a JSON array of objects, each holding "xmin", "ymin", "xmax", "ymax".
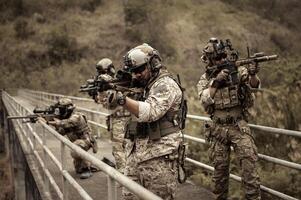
[
  {"xmin": 201, "ymin": 38, "xmax": 226, "ymax": 64},
  {"xmin": 57, "ymin": 98, "xmax": 75, "ymax": 118},
  {"xmin": 123, "ymin": 43, "xmax": 162, "ymax": 73},
  {"xmin": 96, "ymin": 58, "xmax": 116, "ymax": 76},
  {"xmin": 201, "ymin": 38, "xmax": 239, "ymax": 65}
]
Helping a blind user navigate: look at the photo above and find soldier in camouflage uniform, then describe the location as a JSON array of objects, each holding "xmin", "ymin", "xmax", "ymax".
[
  {"xmin": 197, "ymin": 38, "xmax": 261, "ymax": 200},
  {"xmin": 108, "ymin": 108, "xmax": 131, "ymax": 173},
  {"xmin": 94, "ymin": 58, "xmax": 116, "ymax": 104},
  {"xmin": 96, "ymin": 58, "xmax": 130, "ymax": 173},
  {"xmin": 108, "ymin": 43, "xmax": 185, "ymax": 200},
  {"xmin": 96, "ymin": 58, "xmax": 116, "ymax": 77},
  {"xmin": 47, "ymin": 98, "xmax": 97, "ymax": 179}
]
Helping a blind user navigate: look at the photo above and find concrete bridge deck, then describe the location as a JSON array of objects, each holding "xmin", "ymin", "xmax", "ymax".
[{"xmin": 13, "ymin": 95, "xmax": 214, "ymax": 200}]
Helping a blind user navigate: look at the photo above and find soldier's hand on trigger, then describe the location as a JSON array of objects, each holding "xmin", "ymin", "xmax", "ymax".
[
  {"xmin": 212, "ymin": 69, "xmax": 229, "ymax": 88},
  {"xmin": 248, "ymin": 62, "xmax": 260, "ymax": 76},
  {"xmin": 216, "ymin": 69, "xmax": 229, "ymax": 82},
  {"xmin": 107, "ymin": 90, "xmax": 126, "ymax": 109}
]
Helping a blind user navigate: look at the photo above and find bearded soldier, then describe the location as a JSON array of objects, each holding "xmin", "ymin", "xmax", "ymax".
[
  {"xmin": 47, "ymin": 98, "xmax": 97, "ymax": 179},
  {"xmin": 95, "ymin": 58, "xmax": 130, "ymax": 173},
  {"xmin": 197, "ymin": 38, "xmax": 261, "ymax": 200},
  {"xmin": 107, "ymin": 43, "xmax": 186, "ymax": 200}
]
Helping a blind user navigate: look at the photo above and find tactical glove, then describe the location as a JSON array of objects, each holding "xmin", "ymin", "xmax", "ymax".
[
  {"xmin": 211, "ymin": 69, "xmax": 229, "ymax": 88},
  {"xmin": 107, "ymin": 91, "xmax": 126, "ymax": 109}
]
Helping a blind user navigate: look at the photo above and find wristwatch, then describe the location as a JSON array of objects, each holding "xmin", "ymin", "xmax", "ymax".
[{"xmin": 117, "ymin": 94, "xmax": 126, "ymax": 106}]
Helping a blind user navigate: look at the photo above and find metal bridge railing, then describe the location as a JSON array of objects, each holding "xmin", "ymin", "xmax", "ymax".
[
  {"xmin": 18, "ymin": 89, "xmax": 301, "ymax": 200},
  {"xmin": 2, "ymin": 91, "xmax": 162, "ymax": 200},
  {"xmin": 187, "ymin": 114, "xmax": 301, "ymax": 138}
]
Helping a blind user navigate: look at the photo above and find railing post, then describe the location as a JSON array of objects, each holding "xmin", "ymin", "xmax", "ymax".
[
  {"xmin": 61, "ymin": 141, "xmax": 69, "ymax": 200},
  {"xmin": 42, "ymin": 125, "xmax": 50, "ymax": 194},
  {"xmin": 107, "ymin": 176, "xmax": 117, "ymax": 200}
]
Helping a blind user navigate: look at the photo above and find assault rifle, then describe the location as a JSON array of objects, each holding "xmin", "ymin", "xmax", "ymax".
[
  {"xmin": 206, "ymin": 52, "xmax": 278, "ymax": 86},
  {"xmin": 80, "ymin": 69, "xmax": 143, "ymax": 101},
  {"xmin": 7, "ymin": 105, "xmax": 59, "ymax": 123}
]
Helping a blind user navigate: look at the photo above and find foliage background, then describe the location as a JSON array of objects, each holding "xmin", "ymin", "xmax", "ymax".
[{"xmin": 0, "ymin": 0, "xmax": 300, "ymax": 199}]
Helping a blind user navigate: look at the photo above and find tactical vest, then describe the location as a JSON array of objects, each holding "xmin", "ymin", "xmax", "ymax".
[
  {"xmin": 63, "ymin": 113, "xmax": 91, "ymax": 141},
  {"xmin": 125, "ymin": 70, "xmax": 186, "ymax": 141},
  {"xmin": 213, "ymin": 85, "xmax": 241, "ymax": 110},
  {"xmin": 212, "ymin": 79, "xmax": 254, "ymax": 123}
]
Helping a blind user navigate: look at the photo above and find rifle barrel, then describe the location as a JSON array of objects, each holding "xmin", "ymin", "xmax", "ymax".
[
  {"xmin": 79, "ymin": 86, "xmax": 98, "ymax": 92},
  {"xmin": 236, "ymin": 54, "xmax": 278, "ymax": 66},
  {"xmin": 7, "ymin": 115, "xmax": 37, "ymax": 120},
  {"xmin": 7, "ymin": 114, "xmax": 57, "ymax": 120}
]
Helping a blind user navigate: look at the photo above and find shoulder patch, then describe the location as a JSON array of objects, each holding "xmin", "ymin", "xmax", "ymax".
[{"xmin": 153, "ymin": 84, "xmax": 169, "ymax": 95}]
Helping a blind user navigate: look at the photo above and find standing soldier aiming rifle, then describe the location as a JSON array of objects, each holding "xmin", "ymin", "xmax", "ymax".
[
  {"xmin": 197, "ymin": 38, "xmax": 277, "ymax": 200},
  {"xmin": 107, "ymin": 43, "xmax": 187, "ymax": 200},
  {"xmin": 95, "ymin": 58, "xmax": 131, "ymax": 173}
]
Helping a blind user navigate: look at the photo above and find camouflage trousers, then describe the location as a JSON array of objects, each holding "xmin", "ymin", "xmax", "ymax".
[
  {"xmin": 111, "ymin": 117, "xmax": 129, "ymax": 173},
  {"xmin": 122, "ymin": 154, "xmax": 178, "ymax": 200},
  {"xmin": 70, "ymin": 139, "xmax": 91, "ymax": 173},
  {"xmin": 208, "ymin": 120, "xmax": 261, "ymax": 200}
]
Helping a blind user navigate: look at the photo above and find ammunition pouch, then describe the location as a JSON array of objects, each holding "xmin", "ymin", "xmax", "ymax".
[
  {"xmin": 214, "ymin": 85, "xmax": 241, "ymax": 110},
  {"xmin": 212, "ymin": 116, "xmax": 242, "ymax": 125},
  {"xmin": 110, "ymin": 110, "xmax": 131, "ymax": 118}
]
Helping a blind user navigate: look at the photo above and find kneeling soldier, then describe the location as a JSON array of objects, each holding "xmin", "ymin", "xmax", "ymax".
[{"xmin": 47, "ymin": 98, "xmax": 97, "ymax": 179}]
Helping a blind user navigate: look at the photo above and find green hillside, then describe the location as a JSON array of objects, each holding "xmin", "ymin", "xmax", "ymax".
[{"xmin": 0, "ymin": 0, "xmax": 300, "ymax": 199}]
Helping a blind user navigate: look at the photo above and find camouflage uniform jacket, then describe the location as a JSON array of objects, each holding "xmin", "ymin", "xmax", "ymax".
[
  {"xmin": 197, "ymin": 66, "xmax": 259, "ymax": 116},
  {"xmin": 54, "ymin": 112, "xmax": 92, "ymax": 143},
  {"xmin": 131, "ymin": 70, "xmax": 183, "ymax": 163}
]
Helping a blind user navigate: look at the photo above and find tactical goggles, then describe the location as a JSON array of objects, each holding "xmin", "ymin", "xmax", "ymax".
[{"xmin": 130, "ymin": 64, "xmax": 147, "ymax": 74}]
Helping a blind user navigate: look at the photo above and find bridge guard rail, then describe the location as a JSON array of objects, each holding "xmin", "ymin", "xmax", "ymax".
[{"xmin": 2, "ymin": 91, "xmax": 162, "ymax": 200}]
